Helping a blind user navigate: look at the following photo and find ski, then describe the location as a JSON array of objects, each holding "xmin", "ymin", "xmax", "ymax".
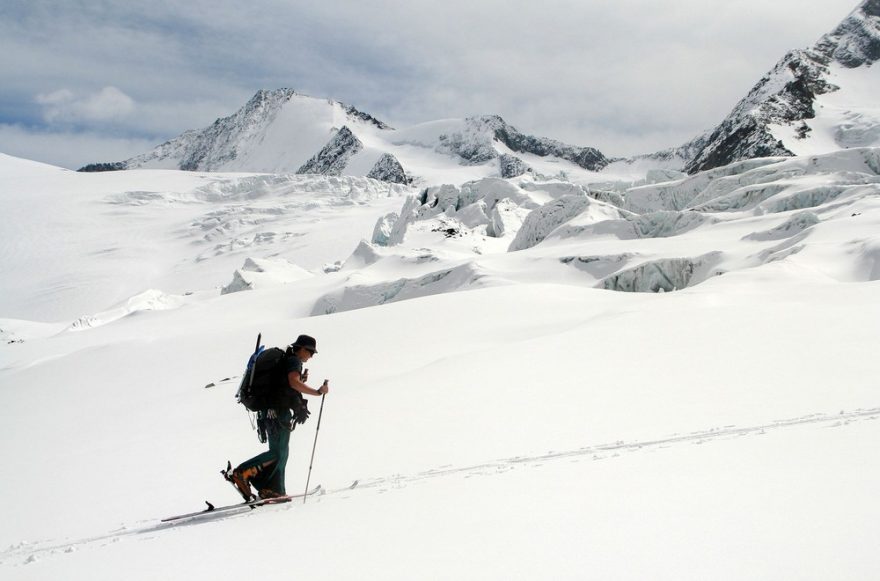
[{"xmin": 161, "ymin": 484, "xmax": 322, "ymax": 523}]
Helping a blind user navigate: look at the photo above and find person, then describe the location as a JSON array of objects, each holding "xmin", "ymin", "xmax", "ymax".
[{"xmin": 227, "ymin": 334, "xmax": 329, "ymax": 501}]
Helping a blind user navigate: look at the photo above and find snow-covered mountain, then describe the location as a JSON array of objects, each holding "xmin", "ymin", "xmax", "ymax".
[
  {"xmin": 4, "ymin": 4, "xmax": 880, "ymax": 580},
  {"xmin": 75, "ymin": 2, "xmax": 880, "ymax": 186},
  {"xmin": 80, "ymin": 89, "xmax": 610, "ymax": 184},
  {"xmin": 3, "ymin": 137, "xmax": 880, "ymax": 579},
  {"xmin": 81, "ymin": 89, "xmax": 391, "ymax": 174},
  {"xmin": 683, "ymin": 0, "xmax": 880, "ymax": 173}
]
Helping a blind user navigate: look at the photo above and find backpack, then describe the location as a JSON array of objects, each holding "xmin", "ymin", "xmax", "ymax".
[{"xmin": 236, "ymin": 346, "xmax": 290, "ymax": 412}]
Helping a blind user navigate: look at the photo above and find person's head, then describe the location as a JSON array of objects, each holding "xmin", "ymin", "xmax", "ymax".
[{"xmin": 291, "ymin": 334, "xmax": 318, "ymax": 361}]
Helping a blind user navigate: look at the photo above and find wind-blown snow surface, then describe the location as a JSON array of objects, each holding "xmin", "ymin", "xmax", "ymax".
[{"xmin": 1, "ymin": 149, "xmax": 879, "ymax": 580}]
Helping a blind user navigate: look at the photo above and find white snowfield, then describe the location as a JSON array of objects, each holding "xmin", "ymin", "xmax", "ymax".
[{"xmin": 1, "ymin": 145, "xmax": 879, "ymax": 580}]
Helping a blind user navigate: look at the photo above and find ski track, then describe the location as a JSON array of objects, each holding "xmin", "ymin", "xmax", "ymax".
[{"xmin": 3, "ymin": 406, "xmax": 878, "ymax": 566}]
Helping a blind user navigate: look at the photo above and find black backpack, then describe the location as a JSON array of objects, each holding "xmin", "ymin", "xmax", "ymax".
[{"xmin": 236, "ymin": 346, "xmax": 290, "ymax": 412}]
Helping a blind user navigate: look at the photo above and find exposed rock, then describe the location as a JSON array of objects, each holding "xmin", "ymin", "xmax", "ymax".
[
  {"xmin": 297, "ymin": 126, "xmax": 363, "ymax": 176},
  {"xmin": 488, "ymin": 116, "xmax": 608, "ymax": 171},
  {"xmin": 77, "ymin": 162, "xmax": 127, "ymax": 172},
  {"xmin": 89, "ymin": 89, "xmax": 389, "ymax": 173},
  {"xmin": 499, "ymin": 154, "xmax": 530, "ymax": 178},
  {"xmin": 367, "ymin": 153, "xmax": 410, "ymax": 184},
  {"xmin": 341, "ymin": 104, "xmax": 393, "ymax": 130},
  {"xmin": 684, "ymin": 50, "xmax": 836, "ymax": 174},
  {"xmin": 815, "ymin": 0, "xmax": 880, "ymax": 68},
  {"xmin": 436, "ymin": 115, "xmax": 609, "ymax": 171},
  {"xmin": 683, "ymin": 2, "xmax": 880, "ymax": 174}
]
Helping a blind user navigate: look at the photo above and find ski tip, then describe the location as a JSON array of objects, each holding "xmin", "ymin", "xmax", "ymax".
[
  {"xmin": 349, "ymin": 480, "xmax": 359, "ymax": 489},
  {"xmin": 205, "ymin": 501, "xmax": 215, "ymax": 512}
]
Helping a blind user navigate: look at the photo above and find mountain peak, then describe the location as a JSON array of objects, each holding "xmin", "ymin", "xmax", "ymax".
[
  {"xmin": 815, "ymin": 0, "xmax": 880, "ymax": 67},
  {"xmin": 79, "ymin": 88, "xmax": 394, "ymax": 173},
  {"xmin": 682, "ymin": 0, "xmax": 880, "ymax": 174},
  {"xmin": 79, "ymin": 89, "xmax": 609, "ymax": 180}
]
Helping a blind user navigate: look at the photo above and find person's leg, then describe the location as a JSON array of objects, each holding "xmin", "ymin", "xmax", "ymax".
[
  {"xmin": 266, "ymin": 427, "xmax": 291, "ymax": 494},
  {"xmin": 236, "ymin": 449, "xmax": 278, "ymax": 492}
]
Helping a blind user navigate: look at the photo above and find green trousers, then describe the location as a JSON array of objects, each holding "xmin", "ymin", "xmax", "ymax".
[{"xmin": 236, "ymin": 412, "xmax": 292, "ymax": 495}]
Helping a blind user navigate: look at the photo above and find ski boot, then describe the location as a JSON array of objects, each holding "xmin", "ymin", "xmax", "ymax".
[{"xmin": 221, "ymin": 461, "xmax": 257, "ymax": 502}]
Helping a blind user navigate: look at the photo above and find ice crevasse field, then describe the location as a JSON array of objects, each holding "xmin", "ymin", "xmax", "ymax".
[{"xmin": 0, "ymin": 148, "xmax": 879, "ymax": 580}]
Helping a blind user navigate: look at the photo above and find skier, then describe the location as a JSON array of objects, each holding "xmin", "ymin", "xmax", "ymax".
[{"xmin": 227, "ymin": 334, "xmax": 329, "ymax": 501}]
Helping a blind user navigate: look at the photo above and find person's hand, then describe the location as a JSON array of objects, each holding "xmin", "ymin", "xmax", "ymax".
[
  {"xmin": 293, "ymin": 400, "xmax": 310, "ymax": 424},
  {"xmin": 317, "ymin": 380, "xmax": 330, "ymax": 395}
]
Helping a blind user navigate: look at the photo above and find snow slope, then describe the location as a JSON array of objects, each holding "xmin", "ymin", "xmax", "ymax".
[
  {"xmin": 770, "ymin": 60, "xmax": 880, "ymax": 154},
  {"xmin": 85, "ymin": 90, "xmax": 617, "ymax": 186},
  {"xmin": 0, "ymin": 154, "xmax": 411, "ymax": 322},
  {"xmin": 1, "ymin": 147, "xmax": 879, "ymax": 580}
]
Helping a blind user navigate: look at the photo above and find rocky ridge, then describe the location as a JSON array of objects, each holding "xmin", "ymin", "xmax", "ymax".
[
  {"xmin": 80, "ymin": 89, "xmax": 389, "ymax": 173},
  {"xmin": 437, "ymin": 115, "xmax": 609, "ymax": 172},
  {"xmin": 684, "ymin": 0, "xmax": 880, "ymax": 174},
  {"xmin": 297, "ymin": 126, "xmax": 363, "ymax": 176},
  {"xmin": 367, "ymin": 153, "xmax": 410, "ymax": 184}
]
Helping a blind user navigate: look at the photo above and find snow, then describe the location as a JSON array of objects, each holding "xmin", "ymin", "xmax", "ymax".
[
  {"xmin": 1, "ymin": 141, "xmax": 880, "ymax": 581},
  {"xmin": 220, "ymin": 257, "xmax": 313, "ymax": 294},
  {"xmin": 118, "ymin": 93, "xmax": 627, "ymax": 188},
  {"xmin": 770, "ymin": 61, "xmax": 880, "ymax": 154},
  {"xmin": 0, "ymin": 167, "xmax": 410, "ymax": 321}
]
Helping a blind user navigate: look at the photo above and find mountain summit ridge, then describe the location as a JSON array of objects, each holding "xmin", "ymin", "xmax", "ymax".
[
  {"xmin": 684, "ymin": 0, "xmax": 880, "ymax": 173},
  {"xmin": 83, "ymin": 89, "xmax": 391, "ymax": 174},
  {"xmin": 81, "ymin": 90, "xmax": 610, "ymax": 181},
  {"xmin": 78, "ymin": 1, "xmax": 880, "ymax": 181}
]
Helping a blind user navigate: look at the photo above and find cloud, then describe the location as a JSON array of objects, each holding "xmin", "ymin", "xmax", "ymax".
[
  {"xmin": 36, "ymin": 86, "xmax": 136, "ymax": 124},
  {"xmin": 0, "ymin": 124, "xmax": 157, "ymax": 170},
  {"xmin": 0, "ymin": 0, "xmax": 862, "ymax": 164}
]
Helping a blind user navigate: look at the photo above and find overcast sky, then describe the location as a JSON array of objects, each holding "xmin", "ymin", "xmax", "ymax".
[{"xmin": 0, "ymin": 0, "xmax": 862, "ymax": 169}]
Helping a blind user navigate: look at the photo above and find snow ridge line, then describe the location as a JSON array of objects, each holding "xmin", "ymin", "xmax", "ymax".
[{"xmin": 349, "ymin": 407, "xmax": 880, "ymax": 491}]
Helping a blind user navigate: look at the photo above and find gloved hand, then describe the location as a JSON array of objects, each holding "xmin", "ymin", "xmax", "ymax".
[
  {"xmin": 293, "ymin": 399, "xmax": 311, "ymax": 425},
  {"xmin": 256, "ymin": 417, "xmax": 268, "ymax": 443}
]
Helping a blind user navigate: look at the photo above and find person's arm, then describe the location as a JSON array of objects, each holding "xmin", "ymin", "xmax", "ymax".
[{"xmin": 288, "ymin": 371, "xmax": 328, "ymax": 396}]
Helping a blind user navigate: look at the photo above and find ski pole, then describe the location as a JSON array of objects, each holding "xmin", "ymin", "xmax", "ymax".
[{"xmin": 303, "ymin": 391, "xmax": 326, "ymax": 504}]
